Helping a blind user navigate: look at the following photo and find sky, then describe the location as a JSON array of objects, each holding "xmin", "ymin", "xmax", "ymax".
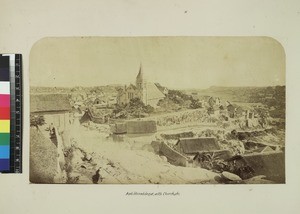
[{"xmin": 30, "ymin": 37, "xmax": 285, "ymax": 89}]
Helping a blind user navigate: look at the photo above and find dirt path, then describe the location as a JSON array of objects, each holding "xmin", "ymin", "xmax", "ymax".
[{"xmin": 66, "ymin": 125, "xmax": 219, "ymax": 184}]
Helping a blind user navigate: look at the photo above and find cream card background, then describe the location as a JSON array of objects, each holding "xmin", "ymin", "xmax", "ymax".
[{"xmin": 0, "ymin": 0, "xmax": 299, "ymax": 213}]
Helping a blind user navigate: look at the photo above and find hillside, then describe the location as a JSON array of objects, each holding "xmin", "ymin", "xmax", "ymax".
[
  {"xmin": 185, "ymin": 86, "xmax": 285, "ymax": 118},
  {"xmin": 30, "ymin": 128, "xmax": 58, "ymax": 183}
]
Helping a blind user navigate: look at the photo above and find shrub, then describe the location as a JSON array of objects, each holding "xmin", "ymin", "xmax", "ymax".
[
  {"xmin": 30, "ymin": 114, "xmax": 46, "ymax": 129},
  {"xmin": 199, "ymin": 152, "xmax": 229, "ymax": 172}
]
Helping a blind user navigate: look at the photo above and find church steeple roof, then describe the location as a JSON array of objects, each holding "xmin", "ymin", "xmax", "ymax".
[{"xmin": 136, "ymin": 63, "xmax": 143, "ymax": 80}]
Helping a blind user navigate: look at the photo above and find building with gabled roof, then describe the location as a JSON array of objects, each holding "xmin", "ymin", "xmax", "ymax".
[
  {"xmin": 159, "ymin": 142, "xmax": 189, "ymax": 166},
  {"xmin": 31, "ymin": 94, "xmax": 71, "ymax": 113},
  {"xmin": 30, "ymin": 94, "xmax": 72, "ymax": 132}
]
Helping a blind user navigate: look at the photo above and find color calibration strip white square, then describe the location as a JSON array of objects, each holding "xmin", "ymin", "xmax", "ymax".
[{"xmin": 0, "ymin": 81, "xmax": 10, "ymax": 94}]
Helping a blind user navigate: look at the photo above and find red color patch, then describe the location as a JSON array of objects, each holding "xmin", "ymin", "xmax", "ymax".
[{"xmin": 0, "ymin": 107, "xmax": 10, "ymax": 119}]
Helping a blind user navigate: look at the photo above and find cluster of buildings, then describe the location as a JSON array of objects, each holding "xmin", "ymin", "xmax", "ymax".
[
  {"xmin": 71, "ymin": 90, "xmax": 117, "ymax": 112},
  {"xmin": 158, "ymin": 136, "xmax": 284, "ymax": 183},
  {"xmin": 198, "ymin": 96, "xmax": 267, "ymax": 128},
  {"xmin": 30, "ymin": 64, "xmax": 170, "ymax": 130},
  {"xmin": 69, "ymin": 87, "xmax": 119, "ymax": 124}
]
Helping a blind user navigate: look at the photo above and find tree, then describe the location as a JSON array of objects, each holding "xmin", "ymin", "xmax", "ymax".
[
  {"xmin": 144, "ymin": 105, "xmax": 154, "ymax": 114},
  {"xmin": 113, "ymin": 103, "xmax": 125, "ymax": 114},
  {"xmin": 112, "ymin": 103, "xmax": 128, "ymax": 119},
  {"xmin": 166, "ymin": 89, "xmax": 201, "ymax": 109},
  {"xmin": 190, "ymin": 98, "xmax": 202, "ymax": 109},
  {"xmin": 128, "ymin": 98, "xmax": 154, "ymax": 118},
  {"xmin": 128, "ymin": 97, "xmax": 144, "ymax": 109},
  {"xmin": 157, "ymin": 98, "xmax": 180, "ymax": 111},
  {"xmin": 113, "ymin": 98, "xmax": 155, "ymax": 119},
  {"xmin": 30, "ymin": 115, "xmax": 46, "ymax": 130},
  {"xmin": 167, "ymin": 90, "xmax": 186, "ymax": 105}
]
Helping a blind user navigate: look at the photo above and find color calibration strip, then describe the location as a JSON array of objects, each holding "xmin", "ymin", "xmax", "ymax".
[
  {"xmin": 0, "ymin": 54, "xmax": 22, "ymax": 173},
  {"xmin": 0, "ymin": 55, "xmax": 10, "ymax": 171}
]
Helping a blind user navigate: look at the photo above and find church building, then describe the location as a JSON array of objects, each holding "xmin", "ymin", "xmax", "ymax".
[{"xmin": 117, "ymin": 65, "xmax": 166, "ymax": 107}]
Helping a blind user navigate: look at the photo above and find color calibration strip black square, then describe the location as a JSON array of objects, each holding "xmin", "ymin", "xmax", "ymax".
[{"xmin": 0, "ymin": 56, "xmax": 10, "ymax": 81}]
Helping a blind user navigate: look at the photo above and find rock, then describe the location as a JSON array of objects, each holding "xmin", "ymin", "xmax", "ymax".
[
  {"xmin": 214, "ymin": 175, "xmax": 223, "ymax": 183},
  {"xmin": 160, "ymin": 156, "xmax": 168, "ymax": 162},
  {"xmin": 72, "ymin": 149, "xmax": 85, "ymax": 163},
  {"xmin": 221, "ymin": 171, "xmax": 242, "ymax": 181},
  {"xmin": 151, "ymin": 141, "xmax": 161, "ymax": 154},
  {"xmin": 142, "ymin": 144, "xmax": 155, "ymax": 153},
  {"xmin": 67, "ymin": 172, "xmax": 82, "ymax": 184},
  {"xmin": 107, "ymin": 160, "xmax": 115, "ymax": 168},
  {"xmin": 85, "ymin": 153, "xmax": 92, "ymax": 161}
]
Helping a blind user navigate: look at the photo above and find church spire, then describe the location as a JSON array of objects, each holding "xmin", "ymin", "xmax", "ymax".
[
  {"xmin": 136, "ymin": 63, "xmax": 144, "ymax": 89},
  {"xmin": 136, "ymin": 63, "xmax": 143, "ymax": 80}
]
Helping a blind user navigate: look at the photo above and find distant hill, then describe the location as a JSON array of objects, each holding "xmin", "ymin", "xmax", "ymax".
[{"xmin": 185, "ymin": 86, "xmax": 284, "ymax": 102}]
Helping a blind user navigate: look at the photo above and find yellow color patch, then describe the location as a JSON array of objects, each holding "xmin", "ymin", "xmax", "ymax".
[{"xmin": 0, "ymin": 120, "xmax": 10, "ymax": 133}]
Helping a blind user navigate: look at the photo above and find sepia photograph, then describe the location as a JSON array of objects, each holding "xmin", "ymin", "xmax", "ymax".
[{"xmin": 29, "ymin": 37, "xmax": 285, "ymax": 184}]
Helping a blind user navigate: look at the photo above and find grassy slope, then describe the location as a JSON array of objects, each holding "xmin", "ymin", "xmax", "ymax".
[{"xmin": 30, "ymin": 128, "xmax": 58, "ymax": 183}]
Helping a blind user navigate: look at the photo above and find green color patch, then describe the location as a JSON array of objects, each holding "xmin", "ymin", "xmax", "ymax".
[{"xmin": 0, "ymin": 133, "xmax": 10, "ymax": 145}]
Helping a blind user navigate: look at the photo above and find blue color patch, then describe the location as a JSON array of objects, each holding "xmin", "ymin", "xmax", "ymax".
[
  {"xmin": 0, "ymin": 145, "xmax": 9, "ymax": 158},
  {"xmin": 0, "ymin": 158, "xmax": 10, "ymax": 171}
]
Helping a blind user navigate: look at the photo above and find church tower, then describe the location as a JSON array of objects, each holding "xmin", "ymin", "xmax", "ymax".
[
  {"xmin": 135, "ymin": 63, "xmax": 148, "ymax": 104},
  {"xmin": 136, "ymin": 63, "xmax": 144, "ymax": 90}
]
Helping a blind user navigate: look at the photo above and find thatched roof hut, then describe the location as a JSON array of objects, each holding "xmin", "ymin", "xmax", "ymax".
[
  {"xmin": 227, "ymin": 151, "xmax": 285, "ymax": 183},
  {"xmin": 175, "ymin": 137, "xmax": 220, "ymax": 155},
  {"xmin": 126, "ymin": 120, "xmax": 157, "ymax": 134},
  {"xmin": 30, "ymin": 94, "xmax": 71, "ymax": 113},
  {"xmin": 159, "ymin": 142, "xmax": 188, "ymax": 166}
]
